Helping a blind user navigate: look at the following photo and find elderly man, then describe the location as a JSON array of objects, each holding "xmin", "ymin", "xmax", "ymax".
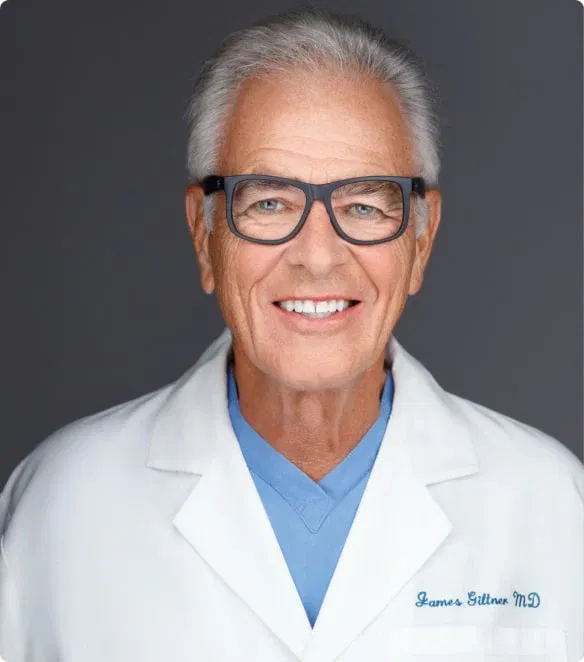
[{"xmin": 1, "ymin": 7, "xmax": 583, "ymax": 662}]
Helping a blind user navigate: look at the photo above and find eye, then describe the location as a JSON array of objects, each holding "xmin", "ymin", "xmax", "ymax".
[
  {"xmin": 351, "ymin": 203, "xmax": 377, "ymax": 216},
  {"xmin": 256, "ymin": 199, "xmax": 283, "ymax": 212}
]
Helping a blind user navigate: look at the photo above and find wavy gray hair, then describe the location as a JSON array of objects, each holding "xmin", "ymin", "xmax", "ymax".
[{"xmin": 185, "ymin": 7, "xmax": 441, "ymax": 238}]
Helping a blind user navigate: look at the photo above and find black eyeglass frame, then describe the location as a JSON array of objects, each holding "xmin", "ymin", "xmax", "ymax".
[{"xmin": 201, "ymin": 174, "xmax": 426, "ymax": 246}]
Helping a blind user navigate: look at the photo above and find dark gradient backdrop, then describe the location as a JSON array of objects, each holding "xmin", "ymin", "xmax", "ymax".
[{"xmin": 0, "ymin": 0, "xmax": 582, "ymax": 485}]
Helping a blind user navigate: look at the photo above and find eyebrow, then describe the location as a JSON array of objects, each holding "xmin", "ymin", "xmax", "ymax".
[
  {"xmin": 236, "ymin": 179, "xmax": 302, "ymax": 191},
  {"xmin": 335, "ymin": 180, "xmax": 395, "ymax": 194},
  {"xmin": 235, "ymin": 173, "xmax": 397, "ymax": 192}
]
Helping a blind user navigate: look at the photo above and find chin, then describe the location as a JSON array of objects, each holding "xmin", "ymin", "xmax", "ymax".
[{"xmin": 269, "ymin": 356, "xmax": 360, "ymax": 392}]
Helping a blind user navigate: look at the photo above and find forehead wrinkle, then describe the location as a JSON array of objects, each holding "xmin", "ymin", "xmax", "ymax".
[
  {"xmin": 257, "ymin": 136, "xmax": 394, "ymax": 162},
  {"xmin": 243, "ymin": 121, "xmax": 407, "ymax": 160}
]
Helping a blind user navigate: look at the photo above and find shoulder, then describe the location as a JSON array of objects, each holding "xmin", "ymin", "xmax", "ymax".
[
  {"xmin": 0, "ymin": 380, "xmax": 174, "ymax": 536},
  {"xmin": 449, "ymin": 391, "xmax": 584, "ymax": 502}
]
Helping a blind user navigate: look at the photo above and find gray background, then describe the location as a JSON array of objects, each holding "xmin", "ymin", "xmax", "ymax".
[{"xmin": 0, "ymin": 0, "xmax": 582, "ymax": 487}]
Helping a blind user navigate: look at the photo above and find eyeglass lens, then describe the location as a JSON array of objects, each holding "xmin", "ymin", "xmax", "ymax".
[{"xmin": 231, "ymin": 179, "xmax": 404, "ymax": 241}]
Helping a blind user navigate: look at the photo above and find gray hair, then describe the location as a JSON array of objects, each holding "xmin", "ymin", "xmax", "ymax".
[{"xmin": 185, "ymin": 7, "xmax": 441, "ymax": 237}]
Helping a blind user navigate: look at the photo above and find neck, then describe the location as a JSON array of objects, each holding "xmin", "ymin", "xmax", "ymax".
[{"xmin": 231, "ymin": 346, "xmax": 388, "ymax": 482}]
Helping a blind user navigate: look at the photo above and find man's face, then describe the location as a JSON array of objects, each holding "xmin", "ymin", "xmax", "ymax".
[{"xmin": 186, "ymin": 68, "xmax": 441, "ymax": 391}]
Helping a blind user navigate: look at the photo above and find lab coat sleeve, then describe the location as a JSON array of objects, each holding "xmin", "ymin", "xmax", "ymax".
[
  {"xmin": 0, "ymin": 461, "xmax": 28, "ymax": 662},
  {"xmin": 0, "ymin": 532, "xmax": 23, "ymax": 662},
  {"xmin": 570, "ymin": 460, "xmax": 584, "ymax": 662}
]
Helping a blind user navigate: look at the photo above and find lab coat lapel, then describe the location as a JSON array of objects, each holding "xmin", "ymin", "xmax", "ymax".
[
  {"xmin": 301, "ymin": 337, "xmax": 481, "ymax": 662},
  {"xmin": 147, "ymin": 329, "xmax": 312, "ymax": 659}
]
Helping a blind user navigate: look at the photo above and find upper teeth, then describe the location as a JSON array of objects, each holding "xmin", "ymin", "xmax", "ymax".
[{"xmin": 278, "ymin": 299, "xmax": 352, "ymax": 313}]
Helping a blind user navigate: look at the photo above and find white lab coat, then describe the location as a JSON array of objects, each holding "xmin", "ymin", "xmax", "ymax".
[{"xmin": 0, "ymin": 328, "xmax": 582, "ymax": 662}]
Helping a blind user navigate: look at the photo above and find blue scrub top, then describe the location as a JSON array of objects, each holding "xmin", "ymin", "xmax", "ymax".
[{"xmin": 227, "ymin": 363, "xmax": 394, "ymax": 627}]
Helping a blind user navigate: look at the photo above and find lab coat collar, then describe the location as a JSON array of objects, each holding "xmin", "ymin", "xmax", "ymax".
[
  {"xmin": 147, "ymin": 327, "xmax": 478, "ymax": 484},
  {"xmin": 147, "ymin": 328, "xmax": 480, "ymax": 661}
]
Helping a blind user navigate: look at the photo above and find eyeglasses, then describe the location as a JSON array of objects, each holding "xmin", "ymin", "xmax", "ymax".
[{"xmin": 201, "ymin": 174, "xmax": 426, "ymax": 246}]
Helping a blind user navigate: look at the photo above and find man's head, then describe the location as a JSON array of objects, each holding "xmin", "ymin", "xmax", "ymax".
[{"xmin": 185, "ymin": 8, "xmax": 442, "ymax": 392}]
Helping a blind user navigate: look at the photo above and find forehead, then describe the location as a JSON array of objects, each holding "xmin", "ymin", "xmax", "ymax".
[{"xmin": 219, "ymin": 67, "xmax": 416, "ymax": 181}]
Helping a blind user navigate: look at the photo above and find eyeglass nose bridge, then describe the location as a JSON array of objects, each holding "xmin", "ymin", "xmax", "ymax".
[
  {"xmin": 300, "ymin": 181, "xmax": 340, "ymax": 234},
  {"xmin": 306, "ymin": 181, "xmax": 335, "ymax": 202}
]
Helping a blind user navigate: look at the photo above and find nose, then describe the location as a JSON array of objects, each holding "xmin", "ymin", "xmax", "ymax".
[{"xmin": 284, "ymin": 199, "xmax": 349, "ymax": 275}]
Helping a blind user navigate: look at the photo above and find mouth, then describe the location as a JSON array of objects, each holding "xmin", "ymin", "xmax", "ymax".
[{"xmin": 272, "ymin": 298, "xmax": 361, "ymax": 321}]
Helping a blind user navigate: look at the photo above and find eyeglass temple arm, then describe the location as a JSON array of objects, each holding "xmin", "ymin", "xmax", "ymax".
[
  {"xmin": 412, "ymin": 177, "xmax": 426, "ymax": 198},
  {"xmin": 201, "ymin": 176, "xmax": 225, "ymax": 195}
]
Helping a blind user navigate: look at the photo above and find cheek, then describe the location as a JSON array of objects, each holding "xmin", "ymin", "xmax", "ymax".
[
  {"xmin": 367, "ymin": 239, "xmax": 415, "ymax": 304},
  {"xmin": 209, "ymin": 234, "xmax": 243, "ymax": 313},
  {"xmin": 210, "ymin": 235, "xmax": 276, "ymax": 322}
]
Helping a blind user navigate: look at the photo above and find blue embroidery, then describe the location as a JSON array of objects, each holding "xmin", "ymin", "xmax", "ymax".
[
  {"xmin": 415, "ymin": 590, "xmax": 540, "ymax": 608},
  {"xmin": 415, "ymin": 591, "xmax": 463, "ymax": 607},
  {"xmin": 467, "ymin": 591, "xmax": 508, "ymax": 606},
  {"xmin": 513, "ymin": 591, "xmax": 541, "ymax": 608}
]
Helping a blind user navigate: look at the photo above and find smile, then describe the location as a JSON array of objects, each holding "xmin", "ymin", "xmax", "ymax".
[
  {"xmin": 276, "ymin": 298, "xmax": 358, "ymax": 318},
  {"xmin": 272, "ymin": 298, "xmax": 361, "ymax": 326}
]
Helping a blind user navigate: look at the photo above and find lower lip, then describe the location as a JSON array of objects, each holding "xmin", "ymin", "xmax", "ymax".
[{"xmin": 272, "ymin": 302, "xmax": 362, "ymax": 330}]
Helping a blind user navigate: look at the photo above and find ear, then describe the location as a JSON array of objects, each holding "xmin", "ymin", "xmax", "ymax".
[
  {"xmin": 408, "ymin": 188, "xmax": 442, "ymax": 296},
  {"xmin": 185, "ymin": 184, "xmax": 215, "ymax": 294}
]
